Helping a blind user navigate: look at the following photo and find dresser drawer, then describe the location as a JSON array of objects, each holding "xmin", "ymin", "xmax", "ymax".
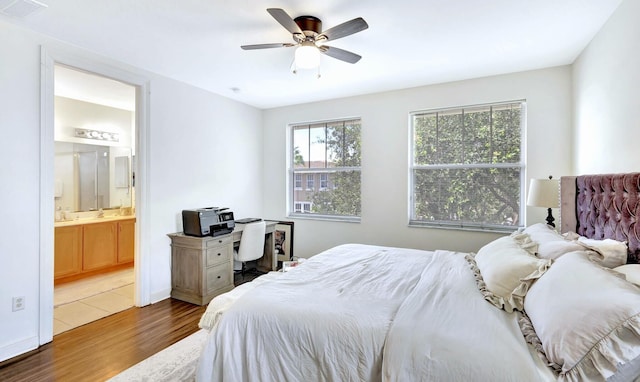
[
  {"xmin": 205, "ymin": 235, "xmax": 232, "ymax": 248},
  {"xmin": 206, "ymin": 244, "xmax": 232, "ymax": 266},
  {"xmin": 205, "ymin": 262, "xmax": 232, "ymax": 293}
]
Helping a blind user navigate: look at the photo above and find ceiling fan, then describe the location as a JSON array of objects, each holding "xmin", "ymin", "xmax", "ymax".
[{"xmin": 241, "ymin": 8, "xmax": 369, "ymax": 71}]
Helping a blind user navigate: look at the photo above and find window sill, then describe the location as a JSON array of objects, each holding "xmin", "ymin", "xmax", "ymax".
[
  {"xmin": 408, "ymin": 220, "xmax": 520, "ymax": 234},
  {"xmin": 288, "ymin": 213, "xmax": 361, "ymax": 223}
]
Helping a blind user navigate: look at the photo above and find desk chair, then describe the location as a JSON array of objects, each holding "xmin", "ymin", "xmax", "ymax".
[{"xmin": 233, "ymin": 220, "xmax": 266, "ymax": 275}]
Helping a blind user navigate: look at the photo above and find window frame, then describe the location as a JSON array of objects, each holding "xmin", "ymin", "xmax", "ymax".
[
  {"xmin": 288, "ymin": 117, "xmax": 362, "ymax": 222},
  {"xmin": 408, "ymin": 100, "xmax": 526, "ymax": 232}
]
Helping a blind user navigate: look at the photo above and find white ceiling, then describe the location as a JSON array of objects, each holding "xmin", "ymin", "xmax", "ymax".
[{"xmin": 2, "ymin": 0, "xmax": 623, "ymax": 110}]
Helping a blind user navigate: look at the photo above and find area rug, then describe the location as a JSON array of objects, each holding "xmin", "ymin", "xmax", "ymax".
[{"xmin": 108, "ymin": 329, "xmax": 208, "ymax": 382}]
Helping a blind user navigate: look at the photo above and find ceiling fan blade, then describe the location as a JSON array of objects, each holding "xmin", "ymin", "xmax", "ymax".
[
  {"xmin": 319, "ymin": 45, "xmax": 362, "ymax": 64},
  {"xmin": 318, "ymin": 17, "xmax": 368, "ymax": 41},
  {"xmin": 267, "ymin": 8, "xmax": 304, "ymax": 35},
  {"xmin": 241, "ymin": 43, "xmax": 296, "ymax": 50}
]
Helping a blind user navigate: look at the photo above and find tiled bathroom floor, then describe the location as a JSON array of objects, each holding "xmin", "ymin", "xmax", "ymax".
[{"xmin": 54, "ymin": 268, "xmax": 134, "ymax": 335}]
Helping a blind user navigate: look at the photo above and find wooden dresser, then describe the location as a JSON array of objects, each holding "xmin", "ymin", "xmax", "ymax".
[{"xmin": 167, "ymin": 232, "xmax": 235, "ymax": 305}]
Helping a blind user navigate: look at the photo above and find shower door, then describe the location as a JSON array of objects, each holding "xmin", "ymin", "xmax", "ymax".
[{"xmin": 77, "ymin": 146, "xmax": 110, "ymax": 211}]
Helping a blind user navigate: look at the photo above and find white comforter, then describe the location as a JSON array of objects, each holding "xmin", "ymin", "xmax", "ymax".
[{"xmin": 196, "ymin": 244, "xmax": 554, "ymax": 382}]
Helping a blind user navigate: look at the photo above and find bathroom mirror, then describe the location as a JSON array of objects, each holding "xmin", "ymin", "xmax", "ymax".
[{"xmin": 54, "ymin": 141, "xmax": 133, "ymax": 212}]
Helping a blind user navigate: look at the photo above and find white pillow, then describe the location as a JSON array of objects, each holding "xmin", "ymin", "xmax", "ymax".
[
  {"xmin": 523, "ymin": 223, "xmax": 584, "ymax": 260},
  {"xmin": 524, "ymin": 251, "xmax": 640, "ymax": 381},
  {"xmin": 469, "ymin": 232, "xmax": 551, "ymax": 312},
  {"xmin": 614, "ymin": 264, "xmax": 640, "ymax": 287}
]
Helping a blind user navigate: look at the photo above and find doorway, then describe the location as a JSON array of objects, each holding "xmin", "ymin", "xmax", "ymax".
[
  {"xmin": 40, "ymin": 46, "xmax": 151, "ymax": 346},
  {"xmin": 52, "ymin": 65, "xmax": 137, "ymax": 334}
]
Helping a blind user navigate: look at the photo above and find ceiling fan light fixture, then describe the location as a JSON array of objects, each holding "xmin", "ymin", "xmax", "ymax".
[
  {"xmin": 295, "ymin": 42, "xmax": 320, "ymax": 69},
  {"xmin": 242, "ymin": 9, "xmax": 368, "ymax": 71}
]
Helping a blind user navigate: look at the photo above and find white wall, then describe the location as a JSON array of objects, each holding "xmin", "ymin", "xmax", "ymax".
[
  {"xmin": 573, "ymin": 0, "xmax": 640, "ymax": 174},
  {"xmin": 263, "ymin": 67, "xmax": 573, "ymax": 259},
  {"xmin": 145, "ymin": 79, "xmax": 263, "ymax": 297},
  {"xmin": 0, "ymin": 19, "xmax": 43, "ymax": 363},
  {"xmin": 55, "ymin": 96, "xmax": 134, "ymax": 147},
  {"xmin": 0, "ymin": 21, "xmax": 263, "ymax": 361}
]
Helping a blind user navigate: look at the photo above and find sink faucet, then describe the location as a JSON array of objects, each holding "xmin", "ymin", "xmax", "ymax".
[{"xmin": 98, "ymin": 208, "xmax": 104, "ymax": 218}]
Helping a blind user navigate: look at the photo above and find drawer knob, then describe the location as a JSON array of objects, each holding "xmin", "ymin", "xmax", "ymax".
[
  {"xmin": 217, "ymin": 253, "xmax": 221, "ymax": 256},
  {"xmin": 217, "ymin": 275, "xmax": 221, "ymax": 279},
  {"xmin": 218, "ymin": 240, "xmax": 222, "ymax": 243}
]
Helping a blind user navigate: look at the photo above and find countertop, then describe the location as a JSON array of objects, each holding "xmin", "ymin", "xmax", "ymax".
[{"xmin": 54, "ymin": 215, "xmax": 136, "ymax": 228}]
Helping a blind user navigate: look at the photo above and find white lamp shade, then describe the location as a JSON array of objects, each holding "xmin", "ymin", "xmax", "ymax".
[
  {"xmin": 527, "ymin": 178, "xmax": 560, "ymax": 208},
  {"xmin": 295, "ymin": 43, "xmax": 320, "ymax": 69}
]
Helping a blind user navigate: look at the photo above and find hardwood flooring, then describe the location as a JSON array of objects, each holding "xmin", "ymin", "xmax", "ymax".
[{"xmin": 0, "ymin": 298, "xmax": 206, "ymax": 382}]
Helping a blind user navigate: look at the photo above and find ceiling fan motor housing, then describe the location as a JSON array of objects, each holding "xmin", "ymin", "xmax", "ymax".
[{"xmin": 294, "ymin": 15, "xmax": 322, "ymax": 38}]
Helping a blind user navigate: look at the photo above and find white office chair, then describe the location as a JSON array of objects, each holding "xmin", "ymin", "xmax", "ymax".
[{"xmin": 233, "ymin": 220, "xmax": 266, "ymax": 274}]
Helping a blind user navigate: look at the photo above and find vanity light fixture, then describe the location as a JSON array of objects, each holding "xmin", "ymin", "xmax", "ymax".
[{"xmin": 75, "ymin": 128, "xmax": 119, "ymax": 142}]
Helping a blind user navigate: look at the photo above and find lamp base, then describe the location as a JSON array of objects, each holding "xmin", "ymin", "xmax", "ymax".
[{"xmin": 545, "ymin": 207, "xmax": 555, "ymax": 228}]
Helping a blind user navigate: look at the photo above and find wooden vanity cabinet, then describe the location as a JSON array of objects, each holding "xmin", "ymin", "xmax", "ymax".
[
  {"xmin": 54, "ymin": 225, "xmax": 82, "ymax": 278},
  {"xmin": 117, "ymin": 219, "xmax": 135, "ymax": 263},
  {"xmin": 83, "ymin": 221, "xmax": 118, "ymax": 271},
  {"xmin": 54, "ymin": 217, "xmax": 135, "ymax": 283}
]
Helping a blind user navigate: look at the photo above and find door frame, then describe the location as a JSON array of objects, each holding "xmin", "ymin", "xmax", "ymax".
[{"xmin": 39, "ymin": 45, "xmax": 151, "ymax": 344}]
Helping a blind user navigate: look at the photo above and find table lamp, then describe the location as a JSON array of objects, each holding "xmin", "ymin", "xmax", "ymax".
[{"xmin": 527, "ymin": 175, "xmax": 560, "ymax": 227}]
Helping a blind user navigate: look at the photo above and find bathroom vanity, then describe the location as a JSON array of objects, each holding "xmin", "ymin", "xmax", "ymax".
[{"xmin": 54, "ymin": 215, "xmax": 135, "ymax": 284}]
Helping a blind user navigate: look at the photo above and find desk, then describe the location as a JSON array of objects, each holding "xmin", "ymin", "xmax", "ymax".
[
  {"xmin": 231, "ymin": 220, "xmax": 279, "ymax": 272},
  {"xmin": 168, "ymin": 220, "xmax": 278, "ymax": 305}
]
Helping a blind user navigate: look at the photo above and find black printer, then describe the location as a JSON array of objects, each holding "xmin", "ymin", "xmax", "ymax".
[{"xmin": 182, "ymin": 207, "xmax": 235, "ymax": 237}]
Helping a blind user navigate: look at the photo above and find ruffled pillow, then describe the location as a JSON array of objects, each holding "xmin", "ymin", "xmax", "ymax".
[
  {"xmin": 467, "ymin": 231, "xmax": 551, "ymax": 312},
  {"xmin": 522, "ymin": 223, "xmax": 584, "ymax": 260},
  {"xmin": 562, "ymin": 233, "xmax": 629, "ymax": 268},
  {"xmin": 524, "ymin": 251, "xmax": 640, "ymax": 381}
]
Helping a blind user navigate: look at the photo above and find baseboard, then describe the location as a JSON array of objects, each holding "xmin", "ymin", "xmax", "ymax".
[
  {"xmin": 0, "ymin": 335, "xmax": 38, "ymax": 364},
  {"xmin": 149, "ymin": 288, "xmax": 171, "ymax": 304}
]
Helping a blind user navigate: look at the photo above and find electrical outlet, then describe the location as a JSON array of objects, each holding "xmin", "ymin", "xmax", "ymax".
[{"xmin": 12, "ymin": 296, "xmax": 25, "ymax": 312}]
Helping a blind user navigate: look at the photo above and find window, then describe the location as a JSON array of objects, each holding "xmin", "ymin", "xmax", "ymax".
[
  {"xmin": 295, "ymin": 174, "xmax": 302, "ymax": 189},
  {"xmin": 290, "ymin": 118, "xmax": 361, "ymax": 220},
  {"xmin": 294, "ymin": 202, "xmax": 312, "ymax": 213},
  {"xmin": 410, "ymin": 101, "xmax": 525, "ymax": 231},
  {"xmin": 306, "ymin": 174, "xmax": 314, "ymax": 190},
  {"xmin": 320, "ymin": 173, "xmax": 328, "ymax": 189}
]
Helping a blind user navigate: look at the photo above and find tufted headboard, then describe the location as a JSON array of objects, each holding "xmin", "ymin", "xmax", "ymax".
[{"xmin": 560, "ymin": 173, "xmax": 640, "ymax": 264}]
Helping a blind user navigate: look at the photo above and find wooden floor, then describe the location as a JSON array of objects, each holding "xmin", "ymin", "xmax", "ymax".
[{"xmin": 0, "ymin": 298, "xmax": 206, "ymax": 382}]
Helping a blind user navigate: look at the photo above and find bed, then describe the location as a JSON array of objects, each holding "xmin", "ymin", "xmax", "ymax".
[{"xmin": 195, "ymin": 173, "xmax": 640, "ymax": 382}]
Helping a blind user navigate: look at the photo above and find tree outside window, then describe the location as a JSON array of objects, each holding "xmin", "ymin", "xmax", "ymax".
[
  {"xmin": 410, "ymin": 102, "xmax": 525, "ymax": 231},
  {"xmin": 290, "ymin": 119, "xmax": 361, "ymax": 219}
]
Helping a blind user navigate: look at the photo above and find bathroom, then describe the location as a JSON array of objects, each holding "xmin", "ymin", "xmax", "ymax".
[{"xmin": 52, "ymin": 65, "xmax": 137, "ymax": 334}]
